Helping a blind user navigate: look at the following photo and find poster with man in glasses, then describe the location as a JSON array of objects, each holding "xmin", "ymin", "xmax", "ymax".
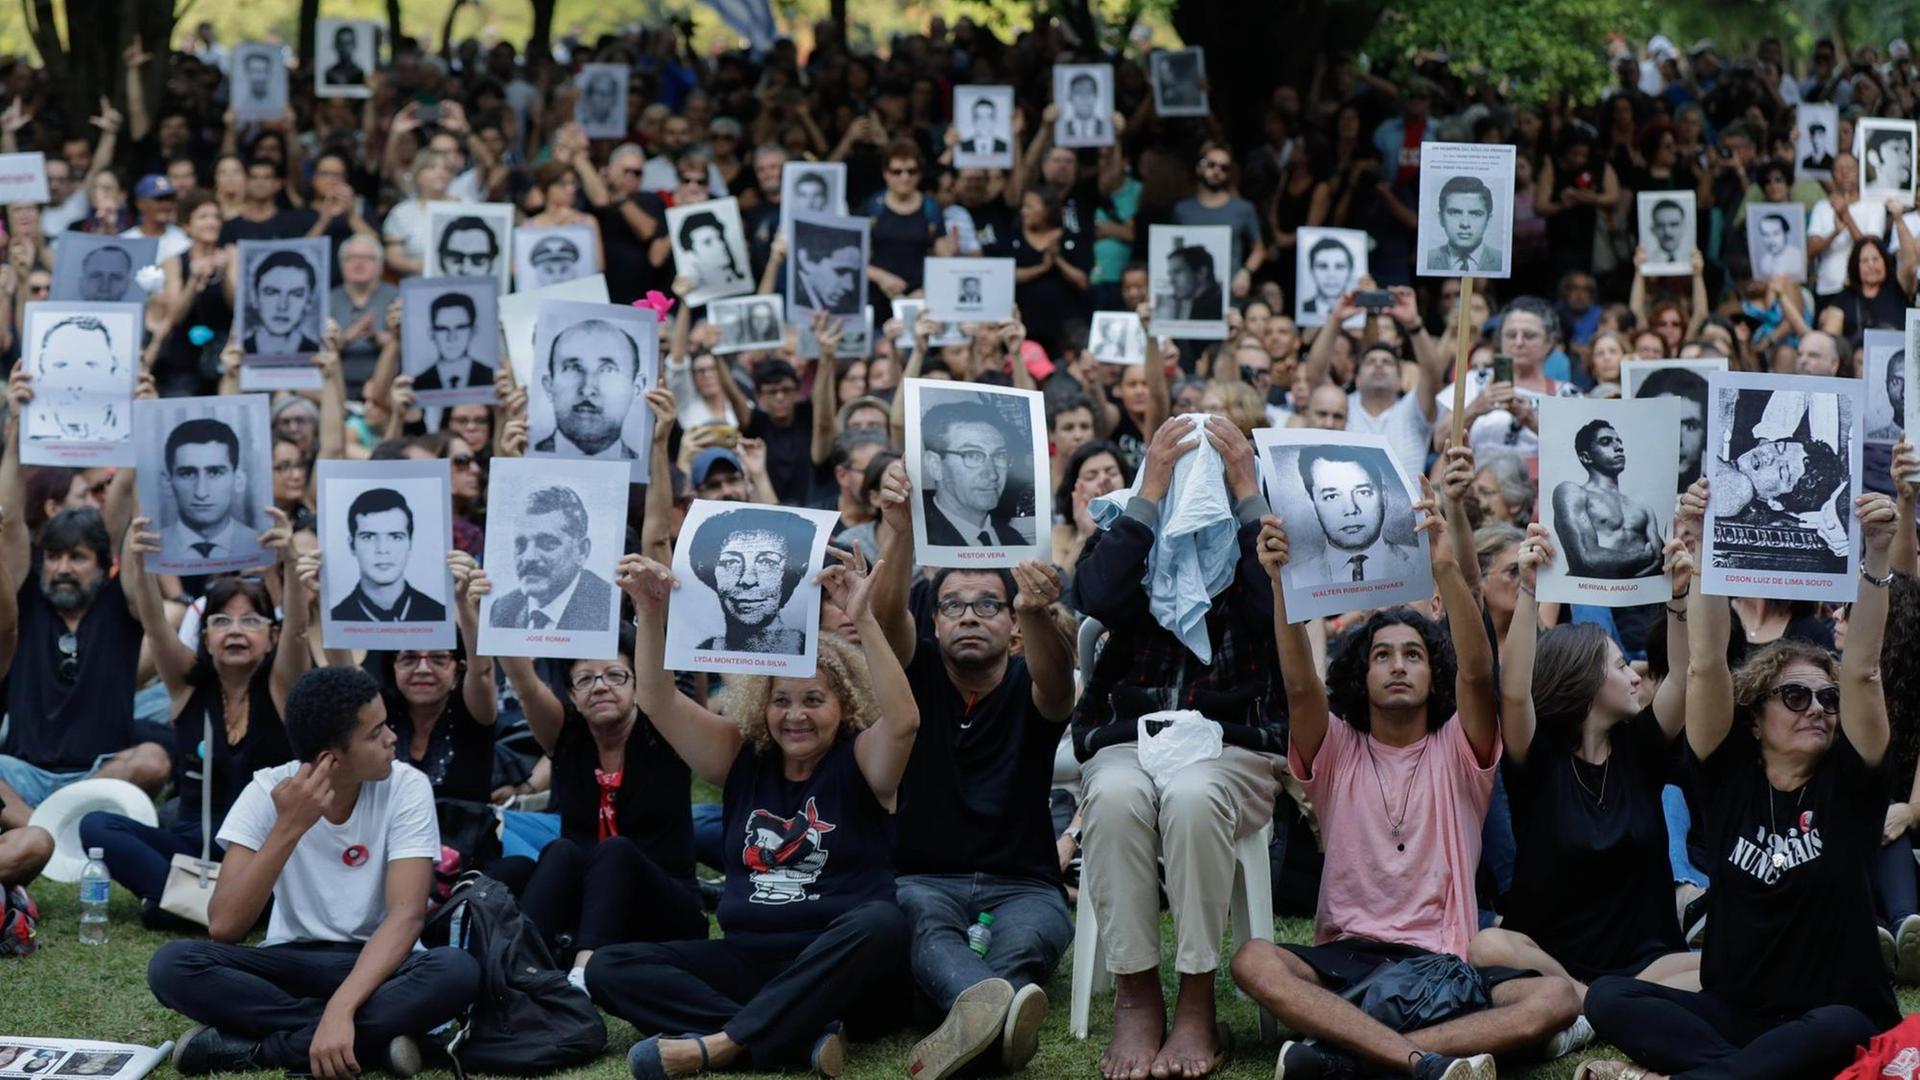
[
  {"xmin": 400, "ymin": 276, "xmax": 500, "ymax": 407},
  {"xmin": 664, "ymin": 500, "xmax": 838, "ymax": 677},
  {"xmin": 315, "ymin": 459, "xmax": 457, "ymax": 651},
  {"xmin": 903, "ymin": 379, "xmax": 1048, "ymax": 568},
  {"xmin": 426, "ymin": 201, "xmax": 515, "ymax": 296}
]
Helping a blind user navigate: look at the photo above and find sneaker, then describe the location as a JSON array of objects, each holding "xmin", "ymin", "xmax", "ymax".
[
  {"xmin": 6, "ymin": 884, "xmax": 38, "ymax": 922},
  {"xmin": 999, "ymin": 984, "xmax": 1048, "ymax": 1071},
  {"xmin": 385, "ymin": 1036, "xmax": 423, "ymax": 1078},
  {"xmin": 1897, "ymin": 915, "xmax": 1920, "ymax": 985},
  {"xmin": 170, "ymin": 1025, "xmax": 262, "ymax": 1075},
  {"xmin": 1881, "ymin": 925, "xmax": 1899, "ymax": 978},
  {"xmin": 1545, "ymin": 1015, "xmax": 1594, "ymax": 1060},
  {"xmin": 1682, "ymin": 892, "xmax": 1709, "ymax": 947},
  {"xmin": 0, "ymin": 907, "xmax": 37, "ymax": 958},
  {"xmin": 1412, "ymin": 1052, "xmax": 1497, "ymax": 1080},
  {"xmin": 906, "ymin": 977, "xmax": 1014, "ymax": 1080},
  {"xmin": 1273, "ymin": 1040, "xmax": 1361, "ymax": 1079}
]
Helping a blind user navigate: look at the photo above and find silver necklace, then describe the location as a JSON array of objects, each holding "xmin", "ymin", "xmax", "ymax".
[
  {"xmin": 1571, "ymin": 754, "xmax": 1608, "ymax": 808},
  {"xmin": 1364, "ymin": 735, "xmax": 1430, "ymax": 852}
]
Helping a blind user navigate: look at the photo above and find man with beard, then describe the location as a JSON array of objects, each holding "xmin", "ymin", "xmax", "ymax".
[
  {"xmin": 1633, "ymin": 366, "xmax": 1709, "ymax": 491},
  {"xmin": 331, "ymin": 488, "xmax": 446, "ymax": 622},
  {"xmin": 870, "ymin": 459, "xmax": 1077, "ymax": 1079},
  {"xmin": 0, "ymin": 402, "xmax": 168, "ymax": 811},
  {"xmin": 1170, "ymin": 142, "xmax": 1265, "ymax": 294},
  {"xmin": 162, "ymin": 418, "xmax": 255, "ymax": 563},
  {"xmin": 686, "ymin": 508, "xmax": 813, "ymax": 655},
  {"xmin": 1551, "ymin": 419, "xmax": 1665, "ymax": 579},
  {"xmin": 487, "ymin": 485, "xmax": 612, "ymax": 631},
  {"xmin": 535, "ymin": 319, "xmax": 642, "ymax": 461},
  {"xmin": 921, "ymin": 401, "xmax": 1033, "ymax": 546},
  {"xmin": 242, "ymin": 250, "xmax": 321, "ymax": 357}
]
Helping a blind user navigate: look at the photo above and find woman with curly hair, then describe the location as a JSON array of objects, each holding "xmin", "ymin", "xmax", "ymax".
[
  {"xmin": 590, "ymin": 547, "xmax": 919, "ymax": 1079},
  {"xmin": 1578, "ymin": 490, "xmax": 1901, "ymax": 1079}
]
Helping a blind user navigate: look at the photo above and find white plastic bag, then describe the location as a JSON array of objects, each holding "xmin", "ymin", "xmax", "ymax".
[{"xmin": 1136, "ymin": 709, "xmax": 1223, "ymax": 795}]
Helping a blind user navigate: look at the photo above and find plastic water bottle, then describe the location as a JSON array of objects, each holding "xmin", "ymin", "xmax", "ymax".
[
  {"xmin": 966, "ymin": 912, "xmax": 994, "ymax": 957},
  {"xmin": 79, "ymin": 847, "xmax": 110, "ymax": 945}
]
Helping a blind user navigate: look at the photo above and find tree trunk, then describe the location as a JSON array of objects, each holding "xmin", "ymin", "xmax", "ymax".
[
  {"xmin": 526, "ymin": 0, "xmax": 557, "ymax": 75},
  {"xmin": 386, "ymin": 0, "xmax": 402, "ymax": 46},
  {"xmin": 829, "ymin": 0, "xmax": 846, "ymax": 46},
  {"xmin": 1172, "ymin": 0, "xmax": 1383, "ymax": 148},
  {"xmin": 298, "ymin": 0, "xmax": 319, "ymax": 80}
]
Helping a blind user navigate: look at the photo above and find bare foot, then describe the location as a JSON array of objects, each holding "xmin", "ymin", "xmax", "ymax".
[
  {"xmin": 656, "ymin": 1038, "xmax": 707, "ymax": 1077},
  {"xmin": 1150, "ymin": 974, "xmax": 1224, "ymax": 1078},
  {"xmin": 1099, "ymin": 973, "xmax": 1165, "ymax": 1080}
]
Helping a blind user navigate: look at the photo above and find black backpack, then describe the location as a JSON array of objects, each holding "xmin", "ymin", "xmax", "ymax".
[{"xmin": 422, "ymin": 872, "xmax": 607, "ymax": 1075}]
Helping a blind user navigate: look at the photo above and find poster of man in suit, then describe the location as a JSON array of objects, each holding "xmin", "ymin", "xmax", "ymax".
[
  {"xmin": 476, "ymin": 458, "xmax": 630, "ymax": 660},
  {"xmin": 903, "ymin": 379, "xmax": 1049, "ymax": 568}
]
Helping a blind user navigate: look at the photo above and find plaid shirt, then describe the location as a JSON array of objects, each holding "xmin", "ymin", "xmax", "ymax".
[{"xmin": 1069, "ymin": 495, "xmax": 1287, "ymax": 761}]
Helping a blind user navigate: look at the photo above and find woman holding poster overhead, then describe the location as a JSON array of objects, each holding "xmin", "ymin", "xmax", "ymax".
[
  {"xmin": 584, "ymin": 547, "xmax": 919, "ymax": 1078},
  {"xmin": 1580, "ymin": 492, "xmax": 1902, "ymax": 1080}
]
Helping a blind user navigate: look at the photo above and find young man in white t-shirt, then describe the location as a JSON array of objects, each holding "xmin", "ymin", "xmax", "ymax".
[{"xmin": 148, "ymin": 667, "xmax": 478, "ymax": 1078}]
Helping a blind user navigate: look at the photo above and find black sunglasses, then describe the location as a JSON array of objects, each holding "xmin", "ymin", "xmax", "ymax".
[
  {"xmin": 57, "ymin": 632, "xmax": 78, "ymax": 682},
  {"xmin": 1770, "ymin": 682, "xmax": 1840, "ymax": 715}
]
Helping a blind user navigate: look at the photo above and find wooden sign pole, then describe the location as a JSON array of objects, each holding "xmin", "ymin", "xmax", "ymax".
[{"xmin": 1448, "ymin": 276, "xmax": 1477, "ymax": 447}]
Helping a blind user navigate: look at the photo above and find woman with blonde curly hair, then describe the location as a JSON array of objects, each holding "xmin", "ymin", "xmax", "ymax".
[
  {"xmin": 1200, "ymin": 379, "xmax": 1267, "ymax": 438},
  {"xmin": 590, "ymin": 546, "xmax": 920, "ymax": 1079}
]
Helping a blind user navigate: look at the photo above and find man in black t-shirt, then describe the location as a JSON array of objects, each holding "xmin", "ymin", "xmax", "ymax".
[
  {"xmin": 871, "ymin": 460, "xmax": 1076, "ymax": 1080},
  {"xmin": 219, "ymin": 157, "xmax": 320, "ymax": 244},
  {"xmin": 741, "ymin": 360, "xmax": 817, "ymax": 507}
]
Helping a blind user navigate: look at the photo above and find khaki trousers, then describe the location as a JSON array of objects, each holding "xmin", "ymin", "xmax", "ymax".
[{"xmin": 1079, "ymin": 742, "xmax": 1281, "ymax": 975}]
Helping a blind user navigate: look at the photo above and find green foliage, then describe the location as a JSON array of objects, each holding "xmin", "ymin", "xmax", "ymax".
[{"xmin": 1364, "ymin": 0, "xmax": 1649, "ymax": 105}]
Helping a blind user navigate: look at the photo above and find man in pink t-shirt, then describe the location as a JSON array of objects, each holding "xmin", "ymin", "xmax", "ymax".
[{"xmin": 1231, "ymin": 447, "xmax": 1582, "ymax": 1080}]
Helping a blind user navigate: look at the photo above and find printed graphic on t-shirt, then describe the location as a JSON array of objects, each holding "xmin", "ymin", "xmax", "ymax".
[
  {"xmin": 742, "ymin": 797, "xmax": 835, "ymax": 905},
  {"xmin": 1727, "ymin": 809, "xmax": 1822, "ymax": 885}
]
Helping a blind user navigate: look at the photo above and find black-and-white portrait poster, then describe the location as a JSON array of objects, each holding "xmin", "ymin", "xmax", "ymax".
[
  {"xmin": 575, "ymin": 63, "xmax": 628, "ymax": 142},
  {"xmin": 514, "ymin": 225, "xmax": 598, "ymax": 290},
  {"xmin": 1636, "ymin": 190, "xmax": 1697, "ymax": 278},
  {"xmin": 1293, "ymin": 227, "xmax": 1368, "ymax": 329},
  {"xmin": 1797, "ymin": 102, "xmax": 1838, "ymax": 179},
  {"xmin": 1864, "ymin": 328, "xmax": 1904, "ymax": 446},
  {"xmin": 19, "ymin": 301, "xmax": 142, "ymax": 467},
  {"xmin": 711, "ymin": 294, "xmax": 786, "ymax": 355},
  {"xmin": 924, "ymin": 256, "xmax": 1015, "ymax": 323},
  {"xmin": 1701, "ymin": 371, "xmax": 1861, "ymax": 602},
  {"xmin": 232, "ymin": 43, "xmax": 289, "ymax": 123},
  {"xmin": 476, "ymin": 457, "xmax": 630, "ymax": 661},
  {"xmin": 777, "ymin": 162, "xmax": 847, "ymax": 245},
  {"xmin": 132, "ymin": 394, "xmax": 274, "ymax": 575},
  {"xmin": 1622, "ymin": 357, "xmax": 1725, "ymax": 493},
  {"xmin": 1150, "ymin": 48, "xmax": 1208, "ymax": 118},
  {"xmin": 1745, "ymin": 202, "xmax": 1807, "ymax": 283},
  {"xmin": 401, "ymin": 276, "xmax": 500, "ymax": 407},
  {"xmin": 1858, "ymin": 117, "xmax": 1918, "ymax": 203},
  {"xmin": 50, "ymin": 233, "xmax": 158, "ymax": 305},
  {"xmin": 664, "ymin": 500, "xmax": 838, "ymax": 678},
  {"xmin": 1052, "ymin": 64, "xmax": 1114, "ymax": 149},
  {"xmin": 786, "ymin": 210, "xmax": 868, "ymax": 318},
  {"xmin": 890, "ymin": 298, "xmax": 967, "ymax": 350},
  {"xmin": 1148, "ymin": 224, "xmax": 1231, "ymax": 341},
  {"xmin": 796, "ymin": 307, "xmax": 871, "ymax": 360},
  {"xmin": 426, "ymin": 201, "xmax": 514, "ymax": 296},
  {"xmin": 526, "ymin": 299, "xmax": 660, "ymax": 482},
  {"xmin": 314, "ymin": 19, "xmax": 377, "ymax": 99},
  {"xmin": 1906, "ymin": 311, "xmax": 1920, "ymax": 472},
  {"xmin": 953, "ymin": 85, "xmax": 1015, "ymax": 170},
  {"xmin": 1416, "ymin": 142, "xmax": 1515, "ymax": 279},
  {"xmin": 902, "ymin": 378, "xmax": 1048, "ymax": 568},
  {"xmin": 234, "ymin": 237, "xmax": 329, "ymax": 364},
  {"xmin": 1255, "ymin": 427, "xmax": 1432, "ymax": 622},
  {"xmin": 1087, "ymin": 310, "xmax": 1147, "ymax": 365},
  {"xmin": 499, "ymin": 273, "xmax": 608, "ymax": 387},
  {"xmin": 666, "ymin": 197, "xmax": 753, "ymax": 307},
  {"xmin": 316, "ymin": 459, "xmax": 455, "ymax": 652},
  {"xmin": 1535, "ymin": 396, "xmax": 1683, "ymax": 607}
]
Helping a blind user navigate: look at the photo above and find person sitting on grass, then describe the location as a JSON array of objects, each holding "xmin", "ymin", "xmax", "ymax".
[
  {"xmin": 0, "ymin": 527, "xmax": 56, "ymax": 948},
  {"xmin": 146, "ymin": 666, "xmax": 480, "ymax": 1078},
  {"xmin": 588, "ymin": 547, "xmax": 919, "ymax": 1079},
  {"xmin": 1231, "ymin": 446, "xmax": 1584, "ymax": 1080},
  {"xmin": 1574, "ymin": 491, "xmax": 1901, "ymax": 1079}
]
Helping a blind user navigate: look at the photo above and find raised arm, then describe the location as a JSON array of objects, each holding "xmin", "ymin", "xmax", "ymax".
[
  {"xmin": 316, "ymin": 338, "xmax": 347, "ymax": 462},
  {"xmin": 1435, "ymin": 442, "xmax": 1481, "ymax": 598},
  {"xmin": 1393, "ymin": 287, "xmax": 1443, "ymax": 424},
  {"xmin": 619, "ymin": 553, "xmax": 746, "ymax": 787},
  {"xmin": 639, "ymin": 388, "xmax": 678, "ymax": 565},
  {"xmin": 868, "ymin": 459, "xmax": 918, "ymax": 665},
  {"xmin": 259, "ymin": 511, "xmax": 308, "ymax": 716},
  {"xmin": 810, "ymin": 313, "xmax": 844, "ymax": 466},
  {"xmin": 1423, "ymin": 461, "xmax": 1498, "ymax": 765},
  {"xmin": 830, "ymin": 548, "xmax": 920, "ymax": 812},
  {"xmin": 1845, "ymin": 494, "xmax": 1897, "ymax": 767},
  {"xmin": 0, "ymin": 509, "xmax": 14, "ymax": 682},
  {"xmin": 123, "ymin": 515, "xmax": 198, "ymax": 696},
  {"xmin": 1500, "ymin": 524, "xmax": 1552, "ymax": 765},
  {"xmin": 1651, "ymin": 533, "xmax": 1695, "ymax": 744},
  {"xmin": 472, "ymin": 567, "xmax": 567, "ymax": 755},
  {"xmin": 1892, "ymin": 440, "xmax": 1919, "ymax": 578},
  {"xmin": 1683, "ymin": 480, "xmax": 1735, "ymax": 760},
  {"xmin": 1260, "ymin": 515, "xmax": 1332, "ymax": 769},
  {"xmin": 1013, "ymin": 561, "xmax": 1074, "ymax": 722},
  {"xmin": 448, "ymin": 552, "xmax": 494, "ymax": 726},
  {"xmin": 1, "ymin": 367, "xmax": 31, "ymax": 589},
  {"xmin": 891, "ymin": 312, "xmax": 934, "ymax": 446}
]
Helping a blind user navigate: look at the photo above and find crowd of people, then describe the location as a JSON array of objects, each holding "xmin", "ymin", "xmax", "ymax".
[{"xmin": 4, "ymin": 15, "xmax": 1920, "ymax": 1080}]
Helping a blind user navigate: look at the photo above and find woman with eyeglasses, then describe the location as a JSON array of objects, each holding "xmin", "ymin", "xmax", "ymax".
[
  {"xmin": 79, "ymin": 507, "xmax": 302, "ymax": 928},
  {"xmin": 415, "ymin": 430, "xmax": 486, "ymax": 558},
  {"xmin": 1449, "ymin": 296, "xmax": 1583, "ymax": 461},
  {"xmin": 1578, "ymin": 490, "xmax": 1901, "ymax": 1080}
]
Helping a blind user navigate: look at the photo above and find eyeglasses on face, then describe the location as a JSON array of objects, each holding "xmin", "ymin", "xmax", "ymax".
[
  {"xmin": 396, "ymin": 652, "xmax": 457, "ymax": 670},
  {"xmin": 937, "ymin": 447, "xmax": 1010, "ymax": 471},
  {"xmin": 1769, "ymin": 682, "xmax": 1840, "ymax": 715},
  {"xmin": 208, "ymin": 613, "xmax": 273, "ymax": 631},
  {"xmin": 450, "ymin": 453, "xmax": 482, "ymax": 469},
  {"xmin": 571, "ymin": 668, "xmax": 633, "ymax": 692},
  {"xmin": 936, "ymin": 596, "xmax": 1007, "ymax": 619}
]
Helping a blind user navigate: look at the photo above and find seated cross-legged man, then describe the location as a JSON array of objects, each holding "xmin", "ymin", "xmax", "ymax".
[
  {"xmin": 868, "ymin": 460, "xmax": 1077, "ymax": 1079},
  {"xmin": 147, "ymin": 667, "xmax": 480, "ymax": 1077},
  {"xmin": 1231, "ymin": 447, "xmax": 1582, "ymax": 1080}
]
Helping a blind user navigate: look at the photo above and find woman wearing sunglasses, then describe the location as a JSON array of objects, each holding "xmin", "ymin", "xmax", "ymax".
[
  {"xmin": 78, "ymin": 507, "xmax": 303, "ymax": 929},
  {"xmin": 1577, "ymin": 489, "xmax": 1900, "ymax": 1080}
]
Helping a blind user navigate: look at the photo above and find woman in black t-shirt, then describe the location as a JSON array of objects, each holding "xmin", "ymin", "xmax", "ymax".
[
  {"xmin": 1466, "ymin": 523, "xmax": 1695, "ymax": 995},
  {"xmin": 585, "ymin": 550, "xmax": 919, "ymax": 1077},
  {"xmin": 80, "ymin": 512, "xmax": 304, "ymax": 928},
  {"xmin": 1817, "ymin": 237, "xmax": 1910, "ymax": 350},
  {"xmin": 373, "ymin": 553, "xmax": 496, "ymax": 807},
  {"xmin": 1580, "ymin": 493, "xmax": 1900, "ymax": 1080}
]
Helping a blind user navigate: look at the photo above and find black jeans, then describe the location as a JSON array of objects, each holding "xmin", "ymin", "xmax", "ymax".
[
  {"xmin": 1585, "ymin": 976, "xmax": 1881, "ymax": 1080},
  {"xmin": 1873, "ymin": 828, "xmax": 1918, "ymax": 929},
  {"xmin": 498, "ymin": 836, "xmax": 706, "ymax": 956},
  {"xmin": 585, "ymin": 899, "xmax": 911, "ymax": 1069},
  {"xmin": 147, "ymin": 940, "xmax": 480, "ymax": 1069}
]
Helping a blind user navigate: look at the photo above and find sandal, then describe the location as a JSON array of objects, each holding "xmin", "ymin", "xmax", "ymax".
[
  {"xmin": 1573, "ymin": 1061, "xmax": 1648, "ymax": 1080},
  {"xmin": 627, "ymin": 1034, "xmax": 711, "ymax": 1079},
  {"xmin": 810, "ymin": 1022, "xmax": 845, "ymax": 1078}
]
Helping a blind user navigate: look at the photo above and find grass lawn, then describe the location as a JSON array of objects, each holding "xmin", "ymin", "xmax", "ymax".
[{"xmin": 18, "ymin": 879, "xmax": 1853, "ymax": 1080}]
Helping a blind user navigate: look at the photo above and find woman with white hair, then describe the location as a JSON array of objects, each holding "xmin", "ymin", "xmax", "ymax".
[{"xmin": 381, "ymin": 149, "xmax": 457, "ymax": 277}]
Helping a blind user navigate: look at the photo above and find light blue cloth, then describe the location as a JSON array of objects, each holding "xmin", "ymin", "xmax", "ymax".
[
  {"xmin": 1089, "ymin": 414, "xmax": 1239, "ymax": 662},
  {"xmin": 500, "ymin": 810, "xmax": 562, "ymax": 860}
]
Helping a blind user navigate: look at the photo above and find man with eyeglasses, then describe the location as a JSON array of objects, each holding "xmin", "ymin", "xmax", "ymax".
[
  {"xmin": 331, "ymin": 488, "xmax": 446, "ymax": 623},
  {"xmin": 433, "ymin": 215, "xmax": 501, "ymax": 281},
  {"xmin": 329, "ymin": 235, "xmax": 397, "ymax": 396},
  {"xmin": 868, "ymin": 458, "xmax": 1076, "ymax": 1078},
  {"xmin": 1170, "ymin": 142, "xmax": 1264, "ymax": 299},
  {"xmin": 920, "ymin": 399, "xmax": 1033, "ymax": 547},
  {"xmin": 412, "ymin": 291, "xmax": 492, "ymax": 394}
]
